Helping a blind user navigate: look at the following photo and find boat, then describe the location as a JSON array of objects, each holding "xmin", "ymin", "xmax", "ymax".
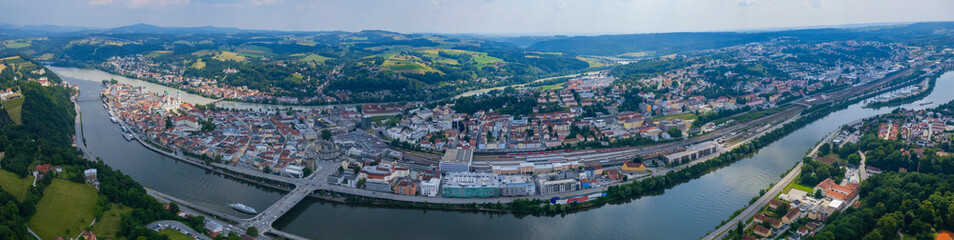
[
  {"xmin": 103, "ymin": 104, "xmax": 108, "ymax": 109},
  {"xmin": 121, "ymin": 125, "xmax": 128, "ymax": 132},
  {"xmin": 230, "ymin": 203, "xmax": 257, "ymax": 214},
  {"xmin": 123, "ymin": 133, "xmax": 135, "ymax": 141},
  {"xmin": 919, "ymin": 101, "xmax": 933, "ymax": 106},
  {"xmin": 110, "ymin": 117, "xmax": 118, "ymax": 123}
]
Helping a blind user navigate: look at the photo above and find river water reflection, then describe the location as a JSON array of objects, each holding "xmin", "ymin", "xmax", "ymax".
[{"xmin": 55, "ymin": 66, "xmax": 954, "ymax": 239}]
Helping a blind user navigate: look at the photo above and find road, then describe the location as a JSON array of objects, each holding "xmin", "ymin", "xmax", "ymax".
[{"xmin": 859, "ymin": 151, "xmax": 868, "ymax": 181}]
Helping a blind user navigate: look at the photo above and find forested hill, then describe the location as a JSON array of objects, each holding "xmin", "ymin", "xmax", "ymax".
[{"xmin": 526, "ymin": 22, "xmax": 954, "ymax": 56}]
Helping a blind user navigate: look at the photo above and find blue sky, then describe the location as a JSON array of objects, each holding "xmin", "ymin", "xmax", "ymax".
[{"xmin": 0, "ymin": 0, "xmax": 952, "ymax": 35}]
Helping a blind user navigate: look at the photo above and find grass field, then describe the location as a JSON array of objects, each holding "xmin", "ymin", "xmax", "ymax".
[
  {"xmin": 0, "ymin": 169, "xmax": 33, "ymax": 202},
  {"xmin": 713, "ymin": 107, "xmax": 785, "ymax": 125},
  {"xmin": 145, "ymin": 51, "xmax": 173, "ymax": 58},
  {"xmin": 371, "ymin": 115, "xmax": 401, "ymax": 126},
  {"xmin": 300, "ymin": 54, "xmax": 332, "ymax": 63},
  {"xmin": 577, "ymin": 56, "xmax": 606, "ymax": 68},
  {"xmin": 27, "ymin": 179, "xmax": 98, "ymax": 240},
  {"xmin": 650, "ymin": 113, "xmax": 698, "ymax": 122},
  {"xmin": 783, "ymin": 181, "xmax": 814, "ymax": 195},
  {"xmin": 215, "ymin": 51, "xmax": 246, "ymax": 62},
  {"xmin": 418, "ymin": 48, "xmax": 502, "ymax": 67},
  {"xmin": 91, "ymin": 204, "xmax": 133, "ymax": 240},
  {"xmin": 536, "ymin": 84, "xmax": 564, "ymax": 91},
  {"xmin": 191, "ymin": 59, "xmax": 206, "ymax": 69},
  {"xmin": 159, "ymin": 228, "xmax": 194, "ymax": 240},
  {"xmin": 2, "ymin": 96, "xmax": 25, "ymax": 125},
  {"xmin": 471, "ymin": 54, "xmax": 504, "ymax": 66}
]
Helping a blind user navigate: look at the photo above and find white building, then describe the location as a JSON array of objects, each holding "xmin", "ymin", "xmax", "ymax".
[{"xmin": 420, "ymin": 178, "xmax": 441, "ymax": 197}]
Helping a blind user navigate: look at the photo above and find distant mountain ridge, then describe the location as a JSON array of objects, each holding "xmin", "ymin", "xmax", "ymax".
[{"xmin": 525, "ymin": 21, "xmax": 954, "ymax": 56}]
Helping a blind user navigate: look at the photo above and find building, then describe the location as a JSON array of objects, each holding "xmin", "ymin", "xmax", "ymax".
[
  {"xmin": 813, "ymin": 178, "xmax": 860, "ymax": 201},
  {"xmin": 754, "ymin": 225, "xmax": 772, "ymax": 237},
  {"xmin": 498, "ymin": 175, "xmax": 536, "ymax": 196},
  {"xmin": 394, "ymin": 179, "xmax": 418, "ymax": 195},
  {"xmin": 538, "ymin": 178, "xmax": 580, "ymax": 195},
  {"xmin": 440, "ymin": 149, "xmax": 473, "ymax": 173},
  {"xmin": 359, "ymin": 162, "xmax": 410, "ymax": 184},
  {"xmin": 283, "ymin": 165, "xmax": 305, "ymax": 178},
  {"xmin": 80, "ymin": 231, "xmax": 97, "ymax": 240},
  {"xmin": 782, "ymin": 208, "xmax": 801, "ymax": 224},
  {"xmin": 442, "ymin": 172, "xmax": 500, "ymax": 198},
  {"xmin": 754, "ymin": 214, "xmax": 783, "ymax": 229},
  {"xmin": 621, "ymin": 162, "xmax": 646, "ymax": 172},
  {"xmin": 420, "ymin": 177, "xmax": 441, "ymax": 197},
  {"xmin": 365, "ymin": 181, "xmax": 392, "ymax": 192},
  {"xmin": 663, "ymin": 141, "xmax": 720, "ymax": 163}
]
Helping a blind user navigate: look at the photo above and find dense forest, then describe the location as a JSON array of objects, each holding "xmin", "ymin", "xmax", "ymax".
[{"xmin": 807, "ymin": 172, "xmax": 954, "ymax": 240}]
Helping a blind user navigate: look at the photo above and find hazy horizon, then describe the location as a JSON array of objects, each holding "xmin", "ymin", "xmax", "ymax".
[{"xmin": 0, "ymin": 0, "xmax": 952, "ymax": 35}]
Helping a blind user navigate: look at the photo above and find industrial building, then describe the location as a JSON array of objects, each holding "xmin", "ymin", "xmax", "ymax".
[
  {"xmin": 440, "ymin": 149, "xmax": 473, "ymax": 173},
  {"xmin": 441, "ymin": 172, "xmax": 500, "ymax": 198}
]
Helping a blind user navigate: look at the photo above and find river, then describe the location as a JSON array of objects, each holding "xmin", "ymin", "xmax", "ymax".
[{"xmin": 54, "ymin": 66, "xmax": 954, "ymax": 240}]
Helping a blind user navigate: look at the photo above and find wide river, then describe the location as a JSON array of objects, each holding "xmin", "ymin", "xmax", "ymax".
[{"xmin": 54, "ymin": 66, "xmax": 954, "ymax": 239}]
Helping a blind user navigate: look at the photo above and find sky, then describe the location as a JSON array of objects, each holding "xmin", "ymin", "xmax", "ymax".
[{"xmin": 0, "ymin": 0, "xmax": 952, "ymax": 35}]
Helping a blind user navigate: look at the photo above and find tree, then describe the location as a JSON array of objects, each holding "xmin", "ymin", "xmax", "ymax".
[
  {"xmin": 356, "ymin": 178, "xmax": 367, "ymax": 189},
  {"xmin": 847, "ymin": 153, "xmax": 862, "ymax": 166},
  {"xmin": 819, "ymin": 143, "xmax": 831, "ymax": 156},
  {"xmin": 667, "ymin": 128, "xmax": 683, "ymax": 138},
  {"xmin": 321, "ymin": 129, "xmax": 332, "ymax": 140},
  {"xmin": 246, "ymin": 226, "xmax": 258, "ymax": 237},
  {"xmin": 814, "ymin": 189, "xmax": 824, "ymax": 199}
]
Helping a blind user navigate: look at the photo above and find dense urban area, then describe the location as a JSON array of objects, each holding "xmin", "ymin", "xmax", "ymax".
[{"xmin": 0, "ymin": 20, "xmax": 954, "ymax": 240}]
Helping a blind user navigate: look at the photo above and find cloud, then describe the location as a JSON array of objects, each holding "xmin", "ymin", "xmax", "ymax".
[
  {"xmin": 738, "ymin": 0, "xmax": 754, "ymax": 7},
  {"xmin": 89, "ymin": 0, "xmax": 191, "ymax": 8},
  {"xmin": 252, "ymin": 0, "xmax": 280, "ymax": 5}
]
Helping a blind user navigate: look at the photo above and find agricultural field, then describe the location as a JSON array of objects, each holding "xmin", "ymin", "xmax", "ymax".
[
  {"xmin": 91, "ymin": 204, "xmax": 133, "ymax": 240},
  {"xmin": 27, "ymin": 179, "xmax": 99, "ymax": 240},
  {"xmin": 0, "ymin": 63, "xmax": 6, "ymax": 73},
  {"xmin": 1, "ymin": 56, "xmax": 35, "ymax": 72},
  {"xmin": 4, "ymin": 40, "xmax": 31, "ymax": 49},
  {"xmin": 299, "ymin": 54, "xmax": 333, "ymax": 63},
  {"xmin": 214, "ymin": 51, "xmax": 246, "ymax": 62},
  {"xmin": 0, "ymin": 169, "xmax": 34, "ymax": 202},
  {"xmin": 384, "ymin": 54, "xmax": 440, "ymax": 74},
  {"xmin": 145, "ymin": 50, "xmax": 173, "ymax": 58},
  {"xmin": 191, "ymin": 50, "xmax": 214, "ymax": 57},
  {"xmin": 34, "ymin": 53, "xmax": 55, "ymax": 61},
  {"xmin": 191, "ymin": 59, "xmax": 206, "ymax": 69},
  {"xmin": 618, "ymin": 51, "xmax": 653, "ymax": 58},
  {"xmin": 236, "ymin": 46, "xmax": 270, "ymax": 58},
  {"xmin": 3, "ymin": 96, "xmax": 25, "ymax": 125}
]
